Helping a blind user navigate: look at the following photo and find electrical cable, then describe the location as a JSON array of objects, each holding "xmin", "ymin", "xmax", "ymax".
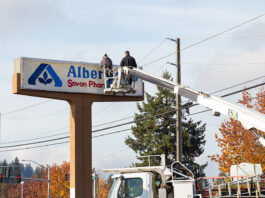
[
  {"xmin": 1, "ymin": 80, "xmax": 264, "ymax": 148},
  {"xmin": 0, "ymin": 141, "xmax": 70, "ymax": 152},
  {"xmin": 0, "ymin": 130, "xmax": 132, "ymax": 152},
  {"xmin": 182, "ymin": 62, "xmax": 265, "ymax": 66},
  {"xmin": 137, "ymin": 39, "xmax": 167, "ymax": 64},
  {"xmin": 93, "ymin": 148, "xmax": 129, "ymax": 161},
  {"xmin": 4, "ymin": 108, "xmax": 68, "ymax": 120},
  {"xmin": 1, "ymin": 128, "xmax": 131, "ymax": 145},
  {"xmin": 181, "ymin": 35, "xmax": 265, "ymax": 40},
  {"xmin": 93, "ymin": 74, "xmax": 265, "ymax": 128},
  {"xmin": 189, "ymin": 94, "xmax": 265, "ymax": 117},
  {"xmin": 2, "ymin": 100, "xmax": 50, "ymax": 116},
  {"xmin": 0, "ymin": 132, "xmax": 69, "ymax": 145},
  {"xmin": 141, "ymin": 14, "xmax": 265, "ymax": 67},
  {"xmin": 93, "ymin": 82, "xmax": 265, "ymax": 132},
  {"xmin": 0, "ymin": 94, "xmax": 264, "ymax": 151},
  {"xmin": 2, "ymin": 15, "xmax": 264, "ymax": 121},
  {"xmin": 92, "ymin": 128, "xmax": 131, "ymax": 138},
  {"xmin": 0, "ymin": 136, "xmax": 70, "ymax": 149}
]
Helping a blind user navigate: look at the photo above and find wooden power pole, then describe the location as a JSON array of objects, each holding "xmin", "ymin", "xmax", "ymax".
[{"xmin": 176, "ymin": 38, "xmax": 182, "ymax": 162}]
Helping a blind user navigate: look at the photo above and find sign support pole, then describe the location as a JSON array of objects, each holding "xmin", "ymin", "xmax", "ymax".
[
  {"xmin": 69, "ymin": 97, "xmax": 93, "ymax": 197},
  {"xmin": 13, "ymin": 73, "xmax": 143, "ymax": 198}
]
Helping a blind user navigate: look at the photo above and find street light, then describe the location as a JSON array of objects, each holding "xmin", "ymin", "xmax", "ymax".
[
  {"xmin": 166, "ymin": 62, "xmax": 177, "ymax": 67},
  {"xmin": 21, "ymin": 181, "xmax": 24, "ymax": 198},
  {"xmin": 166, "ymin": 37, "xmax": 177, "ymax": 42},
  {"xmin": 22, "ymin": 160, "xmax": 50, "ymax": 198}
]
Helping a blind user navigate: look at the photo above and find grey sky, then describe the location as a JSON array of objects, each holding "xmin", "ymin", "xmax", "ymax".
[{"xmin": 0, "ymin": 0, "xmax": 265, "ymax": 176}]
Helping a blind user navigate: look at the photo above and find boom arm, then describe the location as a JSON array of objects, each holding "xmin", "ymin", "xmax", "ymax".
[{"xmin": 123, "ymin": 67, "xmax": 265, "ymax": 136}]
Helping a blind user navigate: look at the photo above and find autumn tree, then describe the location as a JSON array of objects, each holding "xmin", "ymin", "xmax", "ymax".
[
  {"xmin": 209, "ymin": 88, "xmax": 265, "ymax": 174},
  {"xmin": 96, "ymin": 177, "xmax": 110, "ymax": 198},
  {"xmin": 50, "ymin": 162, "xmax": 70, "ymax": 198}
]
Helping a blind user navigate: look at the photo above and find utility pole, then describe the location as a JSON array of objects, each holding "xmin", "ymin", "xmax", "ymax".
[{"xmin": 176, "ymin": 38, "xmax": 182, "ymax": 162}]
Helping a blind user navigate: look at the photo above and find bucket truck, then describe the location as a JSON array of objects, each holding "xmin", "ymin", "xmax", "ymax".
[{"xmin": 102, "ymin": 66, "xmax": 265, "ymax": 198}]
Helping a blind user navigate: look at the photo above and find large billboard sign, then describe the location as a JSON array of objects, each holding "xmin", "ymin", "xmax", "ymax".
[{"xmin": 14, "ymin": 57, "xmax": 144, "ymax": 96}]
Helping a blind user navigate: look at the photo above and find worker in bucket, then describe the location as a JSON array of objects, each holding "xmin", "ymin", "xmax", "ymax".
[
  {"xmin": 120, "ymin": 50, "xmax": 137, "ymax": 68},
  {"xmin": 100, "ymin": 53, "xmax": 113, "ymax": 88},
  {"xmin": 120, "ymin": 51, "xmax": 137, "ymax": 86}
]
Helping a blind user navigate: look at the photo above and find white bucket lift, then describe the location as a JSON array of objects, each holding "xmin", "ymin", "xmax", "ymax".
[{"xmin": 103, "ymin": 66, "xmax": 136, "ymax": 95}]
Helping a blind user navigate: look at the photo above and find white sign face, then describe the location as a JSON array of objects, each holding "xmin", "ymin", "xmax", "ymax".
[{"xmin": 14, "ymin": 57, "xmax": 144, "ymax": 96}]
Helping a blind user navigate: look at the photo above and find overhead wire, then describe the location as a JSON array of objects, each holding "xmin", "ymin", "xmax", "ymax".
[
  {"xmin": 93, "ymin": 148, "xmax": 130, "ymax": 161},
  {"xmin": 181, "ymin": 35, "xmax": 265, "ymax": 40},
  {"xmin": 0, "ymin": 131, "xmax": 69, "ymax": 145},
  {"xmin": 2, "ymin": 76, "xmax": 264, "ymax": 145},
  {"xmin": 137, "ymin": 39, "xmax": 167, "ymax": 64},
  {"xmin": 93, "ymin": 75, "xmax": 265, "ymax": 128},
  {"xmin": 0, "ymin": 95, "xmax": 265, "ymax": 152},
  {"xmin": 141, "ymin": 14, "xmax": 265, "ymax": 67},
  {"xmin": 3, "ymin": 15, "xmax": 264, "ymax": 123},
  {"xmin": 2, "ymin": 100, "xmax": 50, "ymax": 116},
  {"xmin": 2, "ymin": 15, "xmax": 264, "ymax": 126},
  {"xmin": 4, "ymin": 108, "xmax": 68, "ymax": 120}
]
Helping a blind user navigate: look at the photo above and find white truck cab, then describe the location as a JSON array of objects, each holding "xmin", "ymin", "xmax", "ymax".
[
  {"xmin": 103, "ymin": 155, "xmax": 196, "ymax": 198},
  {"xmin": 107, "ymin": 172, "xmax": 153, "ymax": 198}
]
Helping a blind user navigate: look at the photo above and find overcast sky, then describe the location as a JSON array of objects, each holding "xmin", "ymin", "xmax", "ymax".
[{"xmin": 0, "ymin": 0, "xmax": 265, "ymax": 177}]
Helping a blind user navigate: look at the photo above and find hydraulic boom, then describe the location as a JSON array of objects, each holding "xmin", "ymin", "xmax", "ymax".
[{"xmin": 121, "ymin": 67, "xmax": 265, "ymax": 145}]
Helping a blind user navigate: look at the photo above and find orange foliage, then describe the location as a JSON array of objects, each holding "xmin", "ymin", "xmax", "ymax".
[
  {"xmin": 209, "ymin": 88, "xmax": 265, "ymax": 174},
  {"xmin": 96, "ymin": 177, "xmax": 110, "ymax": 198},
  {"xmin": 50, "ymin": 162, "xmax": 70, "ymax": 198},
  {"xmin": 0, "ymin": 162, "xmax": 112, "ymax": 198}
]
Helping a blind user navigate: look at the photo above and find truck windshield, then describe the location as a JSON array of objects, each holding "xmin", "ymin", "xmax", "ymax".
[
  {"xmin": 107, "ymin": 178, "xmax": 118, "ymax": 198},
  {"xmin": 118, "ymin": 178, "xmax": 143, "ymax": 198}
]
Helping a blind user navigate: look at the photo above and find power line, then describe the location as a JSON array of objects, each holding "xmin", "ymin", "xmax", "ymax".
[
  {"xmin": 92, "ymin": 128, "xmax": 131, "ymax": 138},
  {"xmin": 93, "ymin": 148, "xmax": 129, "ymax": 161},
  {"xmin": 92, "ymin": 82, "xmax": 265, "ymax": 133},
  {"xmin": 182, "ymin": 62, "xmax": 265, "ymax": 66},
  {"xmin": 0, "ymin": 141, "xmax": 70, "ymax": 152},
  {"xmin": 2, "ymin": 15, "xmax": 264, "ymax": 122},
  {"xmin": 4, "ymin": 108, "xmax": 68, "ymax": 120},
  {"xmin": 93, "ymin": 77, "xmax": 265, "ymax": 128},
  {"xmin": 138, "ymin": 39, "xmax": 167, "ymax": 64},
  {"xmin": 0, "ymin": 131, "xmax": 69, "ymax": 145},
  {"xmin": 189, "ymin": 94, "xmax": 265, "ymax": 117},
  {"xmin": 1, "ymin": 93, "xmax": 264, "ymax": 151},
  {"xmin": 141, "ymin": 14, "xmax": 265, "ymax": 67},
  {"xmin": 2, "ymin": 100, "xmax": 50, "ymax": 116},
  {"xmin": 0, "ymin": 136, "xmax": 70, "ymax": 149},
  {"xmin": 181, "ymin": 14, "xmax": 265, "ymax": 51},
  {"xmin": 3, "ymin": 13, "xmax": 264, "ymax": 122},
  {"xmin": 0, "ymin": 129, "xmax": 132, "ymax": 152},
  {"xmin": 1, "ymin": 79, "xmax": 264, "ymax": 147},
  {"xmin": 1, "ymin": 128, "xmax": 131, "ymax": 145},
  {"xmin": 210, "ymin": 75, "xmax": 265, "ymax": 94},
  {"xmin": 181, "ymin": 35, "xmax": 265, "ymax": 40}
]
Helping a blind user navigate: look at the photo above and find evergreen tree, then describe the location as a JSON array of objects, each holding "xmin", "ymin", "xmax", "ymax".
[
  {"xmin": 34, "ymin": 166, "xmax": 44, "ymax": 178},
  {"xmin": 12, "ymin": 157, "xmax": 21, "ymax": 176},
  {"xmin": 23, "ymin": 163, "xmax": 34, "ymax": 178},
  {"xmin": 0, "ymin": 159, "xmax": 7, "ymax": 175},
  {"xmin": 125, "ymin": 71, "xmax": 207, "ymax": 177}
]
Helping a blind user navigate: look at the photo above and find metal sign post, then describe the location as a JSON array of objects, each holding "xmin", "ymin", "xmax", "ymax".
[{"xmin": 13, "ymin": 57, "xmax": 144, "ymax": 198}]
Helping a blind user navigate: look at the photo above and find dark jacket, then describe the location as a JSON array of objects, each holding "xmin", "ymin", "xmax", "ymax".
[{"xmin": 120, "ymin": 55, "xmax": 137, "ymax": 68}]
